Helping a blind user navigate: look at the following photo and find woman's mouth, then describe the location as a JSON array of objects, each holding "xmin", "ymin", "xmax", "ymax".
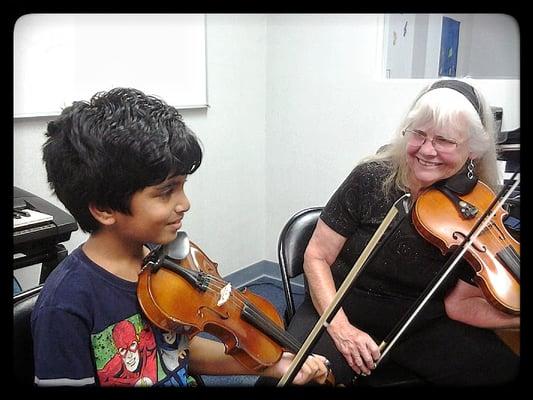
[{"xmin": 417, "ymin": 157, "xmax": 441, "ymax": 167}]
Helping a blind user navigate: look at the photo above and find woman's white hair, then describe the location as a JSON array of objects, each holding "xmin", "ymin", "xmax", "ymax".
[{"xmin": 364, "ymin": 78, "xmax": 501, "ymax": 197}]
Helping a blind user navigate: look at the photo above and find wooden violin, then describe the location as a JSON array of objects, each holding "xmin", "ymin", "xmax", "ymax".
[
  {"xmin": 137, "ymin": 233, "xmax": 334, "ymax": 383},
  {"xmin": 413, "ymin": 180, "xmax": 520, "ymax": 315},
  {"xmin": 279, "ymin": 177, "xmax": 520, "ymax": 385}
]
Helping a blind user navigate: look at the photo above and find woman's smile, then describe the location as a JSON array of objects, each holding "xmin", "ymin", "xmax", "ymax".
[{"xmin": 416, "ymin": 157, "xmax": 442, "ymax": 167}]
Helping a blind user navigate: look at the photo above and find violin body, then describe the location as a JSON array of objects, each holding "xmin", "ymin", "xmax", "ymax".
[
  {"xmin": 413, "ymin": 181, "xmax": 520, "ymax": 315},
  {"xmin": 137, "ymin": 241, "xmax": 288, "ymax": 371}
]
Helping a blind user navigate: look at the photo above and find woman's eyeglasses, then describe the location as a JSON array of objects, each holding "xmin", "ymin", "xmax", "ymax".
[{"xmin": 402, "ymin": 129, "xmax": 460, "ymax": 152}]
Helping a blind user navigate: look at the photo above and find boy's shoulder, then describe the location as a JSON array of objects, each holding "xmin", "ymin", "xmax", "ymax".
[
  {"xmin": 33, "ymin": 246, "xmax": 142, "ymax": 337},
  {"xmin": 35, "ymin": 247, "xmax": 94, "ymax": 307},
  {"xmin": 35, "ymin": 246, "xmax": 138, "ymax": 314}
]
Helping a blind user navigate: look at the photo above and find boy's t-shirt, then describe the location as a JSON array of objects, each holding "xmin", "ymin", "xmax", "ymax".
[{"xmin": 31, "ymin": 246, "xmax": 196, "ymax": 387}]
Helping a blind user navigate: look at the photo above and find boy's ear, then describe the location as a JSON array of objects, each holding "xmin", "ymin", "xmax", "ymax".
[{"xmin": 88, "ymin": 203, "xmax": 116, "ymax": 226}]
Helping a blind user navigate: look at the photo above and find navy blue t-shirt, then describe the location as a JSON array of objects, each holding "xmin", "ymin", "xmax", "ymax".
[{"xmin": 31, "ymin": 246, "xmax": 196, "ymax": 387}]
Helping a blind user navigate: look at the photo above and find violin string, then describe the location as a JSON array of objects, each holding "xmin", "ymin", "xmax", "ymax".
[
  {"xmin": 481, "ymin": 229, "xmax": 520, "ymax": 282},
  {"xmin": 455, "ymin": 174, "xmax": 521, "ymax": 269},
  {"xmin": 465, "ymin": 181, "xmax": 521, "ymax": 277},
  {"xmin": 483, "ymin": 223, "xmax": 518, "ymax": 258},
  {"xmin": 482, "ymin": 218, "xmax": 520, "ymax": 266},
  {"xmin": 238, "ymin": 299, "xmax": 302, "ymax": 350},
  {"xmin": 489, "ymin": 175, "xmax": 521, "ymax": 267},
  {"xmin": 454, "ymin": 184, "xmax": 521, "ymax": 268},
  {"xmin": 178, "ymin": 256, "xmax": 280, "ymax": 319},
  {"xmin": 159, "ymin": 261, "xmax": 249, "ymax": 309},
  {"xmin": 147, "ymin": 269, "xmax": 300, "ymax": 354},
  {"xmin": 183, "ymin": 270, "xmax": 302, "ymax": 350},
  {"xmin": 204, "ymin": 278, "xmax": 297, "ymax": 336},
  {"xmin": 200, "ymin": 281, "xmax": 302, "ymax": 350},
  {"xmin": 172, "ymin": 277, "xmax": 250, "ymax": 320},
  {"xmin": 464, "ymin": 204, "xmax": 520, "ymax": 278}
]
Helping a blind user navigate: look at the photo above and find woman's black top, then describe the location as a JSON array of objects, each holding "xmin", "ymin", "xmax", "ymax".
[{"xmin": 320, "ymin": 161, "xmax": 474, "ymax": 340}]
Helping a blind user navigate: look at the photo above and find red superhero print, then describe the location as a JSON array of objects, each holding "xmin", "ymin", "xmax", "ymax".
[{"xmin": 97, "ymin": 319, "xmax": 158, "ymax": 386}]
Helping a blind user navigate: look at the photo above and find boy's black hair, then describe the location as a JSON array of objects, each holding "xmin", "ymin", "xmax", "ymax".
[{"xmin": 42, "ymin": 87, "xmax": 203, "ymax": 233}]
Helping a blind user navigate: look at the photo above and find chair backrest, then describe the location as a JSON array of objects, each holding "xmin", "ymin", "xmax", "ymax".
[
  {"xmin": 13, "ymin": 285, "xmax": 43, "ymax": 386},
  {"xmin": 277, "ymin": 207, "xmax": 323, "ymax": 324}
]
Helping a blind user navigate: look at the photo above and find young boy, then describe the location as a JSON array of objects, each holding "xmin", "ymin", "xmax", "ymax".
[{"xmin": 31, "ymin": 88, "xmax": 329, "ymax": 387}]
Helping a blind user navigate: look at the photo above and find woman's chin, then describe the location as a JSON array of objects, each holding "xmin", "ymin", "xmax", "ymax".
[{"xmin": 413, "ymin": 171, "xmax": 441, "ymax": 188}]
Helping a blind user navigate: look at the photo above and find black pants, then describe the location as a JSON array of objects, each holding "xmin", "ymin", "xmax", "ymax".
[{"xmin": 262, "ymin": 296, "xmax": 520, "ymax": 387}]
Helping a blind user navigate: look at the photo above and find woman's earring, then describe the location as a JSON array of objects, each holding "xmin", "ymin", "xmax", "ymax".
[{"xmin": 467, "ymin": 159, "xmax": 475, "ymax": 180}]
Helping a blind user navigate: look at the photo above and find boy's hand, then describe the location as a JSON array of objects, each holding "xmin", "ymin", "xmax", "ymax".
[{"xmin": 263, "ymin": 351, "xmax": 330, "ymax": 385}]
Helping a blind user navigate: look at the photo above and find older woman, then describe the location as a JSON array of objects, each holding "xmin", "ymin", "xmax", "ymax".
[{"xmin": 289, "ymin": 79, "xmax": 519, "ymax": 386}]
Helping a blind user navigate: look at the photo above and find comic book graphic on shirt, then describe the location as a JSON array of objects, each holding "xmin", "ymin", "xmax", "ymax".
[
  {"xmin": 153, "ymin": 328, "xmax": 197, "ymax": 387},
  {"xmin": 91, "ymin": 314, "xmax": 194, "ymax": 386}
]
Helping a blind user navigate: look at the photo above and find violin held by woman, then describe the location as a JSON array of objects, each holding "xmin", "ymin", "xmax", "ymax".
[
  {"xmin": 413, "ymin": 176, "xmax": 520, "ymax": 316},
  {"xmin": 280, "ymin": 78, "xmax": 519, "ymax": 386}
]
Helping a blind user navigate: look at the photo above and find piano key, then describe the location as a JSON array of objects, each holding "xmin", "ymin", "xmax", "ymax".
[
  {"xmin": 13, "ymin": 209, "xmax": 53, "ymax": 229},
  {"xmin": 13, "ymin": 186, "xmax": 78, "ymax": 252}
]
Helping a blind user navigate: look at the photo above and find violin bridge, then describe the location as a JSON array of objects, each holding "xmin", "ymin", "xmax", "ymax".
[{"xmin": 217, "ymin": 283, "xmax": 232, "ymax": 306}]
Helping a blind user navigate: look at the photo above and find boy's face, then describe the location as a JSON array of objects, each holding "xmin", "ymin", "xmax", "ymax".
[{"xmin": 113, "ymin": 175, "xmax": 190, "ymax": 245}]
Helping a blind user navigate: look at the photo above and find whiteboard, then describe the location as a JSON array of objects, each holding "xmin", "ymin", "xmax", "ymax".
[{"xmin": 14, "ymin": 14, "xmax": 207, "ymax": 118}]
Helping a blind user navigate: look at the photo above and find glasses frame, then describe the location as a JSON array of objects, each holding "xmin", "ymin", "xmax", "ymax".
[{"xmin": 402, "ymin": 128, "xmax": 460, "ymax": 152}]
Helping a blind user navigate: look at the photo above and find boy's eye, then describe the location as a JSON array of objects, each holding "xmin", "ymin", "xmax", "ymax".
[
  {"xmin": 156, "ymin": 177, "xmax": 187, "ymax": 198},
  {"xmin": 160, "ymin": 188, "xmax": 173, "ymax": 197}
]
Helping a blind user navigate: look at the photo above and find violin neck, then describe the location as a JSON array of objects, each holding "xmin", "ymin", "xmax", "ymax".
[{"xmin": 241, "ymin": 300, "xmax": 301, "ymax": 353}]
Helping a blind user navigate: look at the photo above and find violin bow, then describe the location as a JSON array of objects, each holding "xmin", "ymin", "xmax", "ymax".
[
  {"xmin": 376, "ymin": 171, "xmax": 520, "ymax": 367},
  {"xmin": 277, "ymin": 193, "xmax": 412, "ymax": 386}
]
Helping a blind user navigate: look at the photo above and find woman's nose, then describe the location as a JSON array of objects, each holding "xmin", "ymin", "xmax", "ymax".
[{"xmin": 418, "ymin": 138, "xmax": 438, "ymax": 155}]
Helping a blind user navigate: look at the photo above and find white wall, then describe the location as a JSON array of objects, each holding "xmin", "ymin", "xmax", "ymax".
[
  {"xmin": 411, "ymin": 14, "xmax": 429, "ymax": 79},
  {"xmin": 263, "ymin": 13, "xmax": 520, "ymax": 261},
  {"xmin": 14, "ymin": 14, "xmax": 268, "ymax": 284},
  {"xmin": 13, "ymin": 14, "xmax": 520, "ymax": 288},
  {"xmin": 385, "ymin": 14, "xmax": 519, "ymax": 80},
  {"xmin": 383, "ymin": 14, "xmax": 416, "ymax": 78},
  {"xmin": 181, "ymin": 14, "xmax": 267, "ymax": 275},
  {"xmin": 469, "ymin": 14, "xmax": 520, "ymax": 78}
]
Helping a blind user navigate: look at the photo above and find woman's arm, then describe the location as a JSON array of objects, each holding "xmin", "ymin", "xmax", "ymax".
[
  {"xmin": 304, "ymin": 220, "xmax": 347, "ymax": 318},
  {"xmin": 444, "ymin": 279, "xmax": 520, "ymax": 329},
  {"xmin": 188, "ymin": 336, "xmax": 329, "ymax": 385},
  {"xmin": 304, "ymin": 220, "xmax": 380, "ymax": 376}
]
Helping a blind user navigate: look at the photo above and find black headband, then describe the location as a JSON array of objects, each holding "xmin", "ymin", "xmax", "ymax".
[{"xmin": 428, "ymin": 80, "xmax": 483, "ymax": 120}]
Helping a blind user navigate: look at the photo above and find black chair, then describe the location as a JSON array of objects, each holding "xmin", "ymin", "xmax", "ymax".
[
  {"xmin": 276, "ymin": 207, "xmax": 425, "ymax": 387},
  {"xmin": 13, "ymin": 285, "xmax": 43, "ymax": 386},
  {"xmin": 277, "ymin": 207, "xmax": 323, "ymax": 325}
]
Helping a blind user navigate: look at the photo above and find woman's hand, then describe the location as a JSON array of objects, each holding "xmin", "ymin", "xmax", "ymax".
[
  {"xmin": 304, "ymin": 220, "xmax": 379, "ymax": 377},
  {"xmin": 327, "ymin": 320, "xmax": 380, "ymax": 376},
  {"xmin": 263, "ymin": 351, "xmax": 330, "ymax": 385}
]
